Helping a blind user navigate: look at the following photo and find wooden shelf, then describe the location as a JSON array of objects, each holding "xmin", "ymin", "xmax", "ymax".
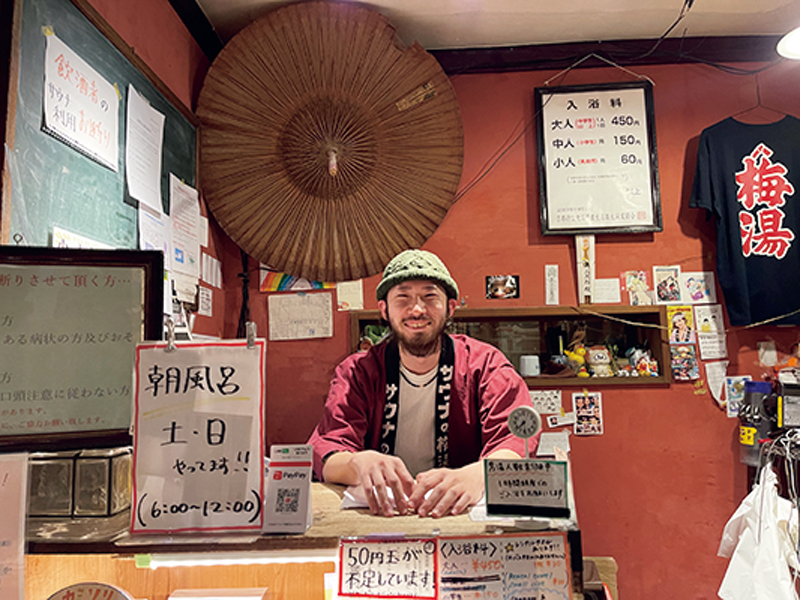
[{"xmin": 350, "ymin": 304, "xmax": 672, "ymax": 386}]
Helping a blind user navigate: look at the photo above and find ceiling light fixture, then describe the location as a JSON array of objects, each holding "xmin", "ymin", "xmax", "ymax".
[{"xmin": 777, "ymin": 26, "xmax": 800, "ymax": 59}]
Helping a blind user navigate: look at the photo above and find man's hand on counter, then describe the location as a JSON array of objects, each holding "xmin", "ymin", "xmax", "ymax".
[
  {"xmin": 323, "ymin": 448, "xmax": 521, "ymax": 518},
  {"xmin": 323, "ymin": 450, "xmax": 416, "ymax": 517}
]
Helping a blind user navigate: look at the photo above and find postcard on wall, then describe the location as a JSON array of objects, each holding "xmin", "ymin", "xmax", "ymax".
[
  {"xmin": 667, "ymin": 305, "xmax": 696, "ymax": 343},
  {"xmin": 671, "ymin": 344, "xmax": 700, "ymax": 381},
  {"xmin": 573, "ymin": 392, "xmax": 603, "ymax": 436},
  {"xmin": 680, "ymin": 271, "xmax": 717, "ymax": 304},
  {"xmin": 620, "ymin": 269, "xmax": 649, "ymax": 292},
  {"xmin": 694, "ymin": 304, "xmax": 723, "ymax": 333},
  {"xmin": 486, "ymin": 275, "xmax": 520, "ymax": 299},
  {"xmin": 653, "ymin": 265, "xmax": 682, "ymax": 304},
  {"xmin": 726, "ymin": 375, "xmax": 753, "ymax": 418},
  {"xmin": 620, "ymin": 270, "xmax": 653, "ymax": 306}
]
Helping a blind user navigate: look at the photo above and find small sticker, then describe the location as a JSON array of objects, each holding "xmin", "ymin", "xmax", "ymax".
[{"xmin": 739, "ymin": 425, "xmax": 756, "ymax": 446}]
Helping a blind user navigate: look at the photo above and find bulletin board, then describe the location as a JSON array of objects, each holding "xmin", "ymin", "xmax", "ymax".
[
  {"xmin": 0, "ymin": 246, "xmax": 163, "ymax": 451},
  {"xmin": 1, "ymin": 0, "xmax": 197, "ymax": 248}
]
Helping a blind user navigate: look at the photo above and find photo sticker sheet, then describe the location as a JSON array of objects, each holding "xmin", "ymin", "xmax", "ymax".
[{"xmin": 573, "ymin": 392, "xmax": 603, "ymax": 435}]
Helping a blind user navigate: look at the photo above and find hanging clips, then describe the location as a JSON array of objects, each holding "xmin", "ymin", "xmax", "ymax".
[{"xmin": 246, "ymin": 321, "xmax": 257, "ymax": 349}]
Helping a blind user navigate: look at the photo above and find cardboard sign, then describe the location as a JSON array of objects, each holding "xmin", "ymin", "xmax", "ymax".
[
  {"xmin": 485, "ymin": 458, "xmax": 570, "ymax": 518},
  {"xmin": 132, "ymin": 340, "xmax": 266, "ymax": 534}
]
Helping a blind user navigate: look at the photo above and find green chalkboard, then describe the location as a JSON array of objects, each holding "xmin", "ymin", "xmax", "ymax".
[{"xmin": 6, "ymin": 0, "xmax": 196, "ymax": 248}]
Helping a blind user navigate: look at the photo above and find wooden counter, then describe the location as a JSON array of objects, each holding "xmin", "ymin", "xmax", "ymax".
[
  {"xmin": 27, "ymin": 482, "xmax": 588, "ymax": 600},
  {"xmin": 29, "ymin": 482, "xmax": 560, "ymax": 553}
]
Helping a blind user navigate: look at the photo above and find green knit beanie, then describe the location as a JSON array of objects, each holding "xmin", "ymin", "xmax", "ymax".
[{"xmin": 376, "ymin": 249, "xmax": 459, "ymax": 301}]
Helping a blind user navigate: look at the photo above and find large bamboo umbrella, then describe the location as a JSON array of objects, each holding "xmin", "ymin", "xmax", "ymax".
[{"xmin": 196, "ymin": 1, "xmax": 464, "ymax": 282}]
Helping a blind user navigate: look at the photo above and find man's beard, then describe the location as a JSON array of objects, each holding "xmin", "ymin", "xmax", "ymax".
[{"xmin": 388, "ymin": 313, "xmax": 449, "ymax": 358}]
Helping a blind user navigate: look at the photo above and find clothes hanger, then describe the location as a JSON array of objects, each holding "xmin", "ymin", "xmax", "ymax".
[{"xmin": 730, "ymin": 72, "xmax": 787, "ymax": 124}]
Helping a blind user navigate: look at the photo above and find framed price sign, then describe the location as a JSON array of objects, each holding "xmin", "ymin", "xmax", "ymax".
[{"xmin": 535, "ymin": 80, "xmax": 662, "ymax": 235}]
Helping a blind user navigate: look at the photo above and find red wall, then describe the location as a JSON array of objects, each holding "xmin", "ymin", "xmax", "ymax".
[
  {"xmin": 85, "ymin": 0, "xmax": 207, "ymax": 110},
  {"xmin": 224, "ymin": 59, "xmax": 800, "ymax": 599},
  {"xmin": 74, "ymin": 2, "xmax": 800, "ymax": 594}
]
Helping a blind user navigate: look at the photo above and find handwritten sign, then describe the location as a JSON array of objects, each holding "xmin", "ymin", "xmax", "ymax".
[
  {"xmin": 439, "ymin": 533, "xmax": 572, "ymax": 600},
  {"xmin": 0, "ymin": 454, "xmax": 27, "ymax": 600},
  {"xmin": 43, "ymin": 34, "xmax": 119, "ymax": 170},
  {"xmin": 132, "ymin": 340, "xmax": 266, "ymax": 534},
  {"xmin": 339, "ymin": 538, "xmax": 438, "ymax": 599},
  {"xmin": 485, "ymin": 458, "xmax": 569, "ymax": 518},
  {"xmin": 0, "ymin": 264, "xmax": 144, "ymax": 437},
  {"xmin": 536, "ymin": 81, "xmax": 661, "ymax": 235},
  {"xmin": 339, "ymin": 534, "xmax": 572, "ymax": 600}
]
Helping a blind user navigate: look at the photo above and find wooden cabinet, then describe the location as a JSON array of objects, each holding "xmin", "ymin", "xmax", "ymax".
[{"xmin": 350, "ymin": 305, "xmax": 672, "ymax": 386}]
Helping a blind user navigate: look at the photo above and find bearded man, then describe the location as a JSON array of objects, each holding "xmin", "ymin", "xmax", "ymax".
[{"xmin": 308, "ymin": 249, "xmax": 537, "ymax": 518}]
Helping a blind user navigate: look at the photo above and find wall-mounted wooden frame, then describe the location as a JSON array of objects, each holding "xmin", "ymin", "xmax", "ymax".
[
  {"xmin": 0, "ymin": 247, "xmax": 163, "ymax": 452},
  {"xmin": 535, "ymin": 81, "xmax": 662, "ymax": 236}
]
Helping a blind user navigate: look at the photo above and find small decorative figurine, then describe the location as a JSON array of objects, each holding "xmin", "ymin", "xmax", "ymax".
[
  {"xmin": 564, "ymin": 344, "xmax": 590, "ymax": 378},
  {"xmin": 586, "ymin": 345, "xmax": 614, "ymax": 377}
]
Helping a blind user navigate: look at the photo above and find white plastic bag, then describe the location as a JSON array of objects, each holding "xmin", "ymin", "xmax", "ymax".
[{"xmin": 718, "ymin": 464, "xmax": 799, "ymax": 600}]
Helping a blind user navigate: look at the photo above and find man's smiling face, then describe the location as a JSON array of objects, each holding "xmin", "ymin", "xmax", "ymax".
[{"xmin": 379, "ymin": 280, "xmax": 455, "ymax": 358}]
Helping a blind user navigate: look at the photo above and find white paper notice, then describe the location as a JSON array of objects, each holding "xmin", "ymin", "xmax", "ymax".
[
  {"xmin": 593, "ymin": 277, "xmax": 622, "ymax": 303},
  {"xmin": 125, "ymin": 85, "xmax": 165, "ymax": 213},
  {"xmin": 529, "ymin": 390, "xmax": 562, "ymax": 414},
  {"xmin": 268, "ymin": 293, "xmax": 333, "ymax": 340},
  {"xmin": 172, "ymin": 271, "xmax": 198, "ymax": 304},
  {"xmin": 0, "ymin": 453, "xmax": 27, "ymax": 600},
  {"xmin": 545, "ymin": 265, "xmax": 559, "ymax": 305},
  {"xmin": 202, "ymin": 252, "xmax": 222, "ymax": 288},
  {"xmin": 199, "ymin": 215, "xmax": 209, "ymax": 247},
  {"xmin": 43, "ymin": 34, "xmax": 119, "ymax": 170},
  {"xmin": 705, "ymin": 360, "xmax": 730, "ymax": 406},
  {"xmin": 138, "ymin": 206, "xmax": 171, "ymax": 255},
  {"xmin": 198, "ymin": 286, "xmax": 213, "ymax": 317},
  {"xmin": 52, "ymin": 225, "xmax": 113, "ymax": 249},
  {"xmin": 170, "ymin": 174, "xmax": 200, "ymax": 279},
  {"xmin": 337, "ymin": 280, "xmax": 363, "ymax": 310},
  {"xmin": 537, "ymin": 431, "xmax": 572, "ymax": 457},
  {"xmin": 132, "ymin": 340, "xmax": 266, "ymax": 534},
  {"xmin": 698, "ymin": 332, "xmax": 728, "ymax": 360}
]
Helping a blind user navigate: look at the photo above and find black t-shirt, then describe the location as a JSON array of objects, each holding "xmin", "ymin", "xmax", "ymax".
[{"xmin": 690, "ymin": 116, "xmax": 800, "ymax": 326}]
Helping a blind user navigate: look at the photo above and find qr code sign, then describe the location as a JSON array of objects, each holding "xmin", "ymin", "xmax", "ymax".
[{"xmin": 276, "ymin": 487, "xmax": 300, "ymax": 513}]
